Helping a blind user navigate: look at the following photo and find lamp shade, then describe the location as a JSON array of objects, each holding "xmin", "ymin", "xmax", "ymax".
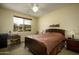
[{"xmin": 70, "ymin": 30, "xmax": 75, "ymax": 35}]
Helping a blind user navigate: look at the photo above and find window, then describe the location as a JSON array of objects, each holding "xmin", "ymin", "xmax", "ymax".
[{"xmin": 13, "ymin": 16, "xmax": 32, "ymax": 32}]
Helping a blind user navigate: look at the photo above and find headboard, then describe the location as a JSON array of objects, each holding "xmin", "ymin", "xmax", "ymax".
[{"xmin": 46, "ymin": 29, "xmax": 65, "ymax": 35}]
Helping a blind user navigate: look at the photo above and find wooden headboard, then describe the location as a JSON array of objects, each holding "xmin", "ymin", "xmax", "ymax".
[{"xmin": 46, "ymin": 29, "xmax": 65, "ymax": 35}]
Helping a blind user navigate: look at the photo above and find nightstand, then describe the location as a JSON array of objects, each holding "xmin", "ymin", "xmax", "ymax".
[{"xmin": 66, "ymin": 39, "xmax": 79, "ymax": 52}]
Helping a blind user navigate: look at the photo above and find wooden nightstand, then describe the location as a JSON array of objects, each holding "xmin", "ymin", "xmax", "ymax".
[{"xmin": 66, "ymin": 39, "xmax": 79, "ymax": 52}]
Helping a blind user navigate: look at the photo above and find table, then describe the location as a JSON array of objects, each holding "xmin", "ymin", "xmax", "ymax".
[{"xmin": 8, "ymin": 34, "xmax": 21, "ymax": 46}]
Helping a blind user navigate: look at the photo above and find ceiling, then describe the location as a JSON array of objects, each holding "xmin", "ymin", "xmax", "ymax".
[{"xmin": 0, "ymin": 3, "xmax": 71, "ymax": 18}]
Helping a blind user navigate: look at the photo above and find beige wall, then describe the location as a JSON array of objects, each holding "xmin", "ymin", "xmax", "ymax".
[
  {"xmin": 0, "ymin": 7, "xmax": 38, "ymax": 41},
  {"xmin": 38, "ymin": 4, "xmax": 79, "ymax": 39}
]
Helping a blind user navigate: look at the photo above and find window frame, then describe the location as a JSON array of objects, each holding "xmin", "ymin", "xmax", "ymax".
[{"xmin": 13, "ymin": 16, "xmax": 32, "ymax": 32}]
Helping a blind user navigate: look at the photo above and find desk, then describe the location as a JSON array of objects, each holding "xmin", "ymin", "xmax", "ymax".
[{"xmin": 8, "ymin": 34, "xmax": 21, "ymax": 46}]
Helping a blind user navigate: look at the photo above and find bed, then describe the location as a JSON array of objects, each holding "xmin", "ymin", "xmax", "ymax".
[{"xmin": 25, "ymin": 29, "xmax": 65, "ymax": 55}]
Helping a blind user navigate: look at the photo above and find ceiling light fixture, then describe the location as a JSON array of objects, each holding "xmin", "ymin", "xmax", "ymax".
[{"xmin": 32, "ymin": 4, "xmax": 38, "ymax": 12}]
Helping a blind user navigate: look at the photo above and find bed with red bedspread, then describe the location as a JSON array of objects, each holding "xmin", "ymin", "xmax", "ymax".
[{"xmin": 25, "ymin": 29, "xmax": 65, "ymax": 55}]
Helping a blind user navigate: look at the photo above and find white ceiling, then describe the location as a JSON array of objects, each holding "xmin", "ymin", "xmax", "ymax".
[{"xmin": 0, "ymin": 3, "xmax": 71, "ymax": 18}]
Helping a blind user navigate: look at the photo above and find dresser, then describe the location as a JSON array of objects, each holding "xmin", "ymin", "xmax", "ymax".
[{"xmin": 66, "ymin": 39, "xmax": 79, "ymax": 52}]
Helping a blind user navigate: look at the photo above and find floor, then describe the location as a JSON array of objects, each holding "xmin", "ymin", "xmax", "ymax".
[{"xmin": 0, "ymin": 42, "xmax": 79, "ymax": 55}]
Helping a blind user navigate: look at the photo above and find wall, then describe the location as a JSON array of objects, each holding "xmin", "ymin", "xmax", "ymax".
[
  {"xmin": 0, "ymin": 7, "xmax": 38, "ymax": 41},
  {"xmin": 38, "ymin": 4, "xmax": 79, "ymax": 39}
]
